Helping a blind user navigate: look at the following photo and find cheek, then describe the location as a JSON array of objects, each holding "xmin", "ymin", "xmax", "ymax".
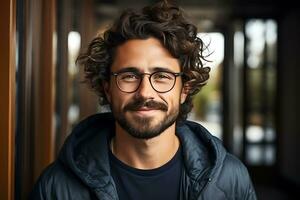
[
  {"xmin": 110, "ymin": 90, "xmax": 132, "ymax": 110},
  {"xmin": 164, "ymin": 92, "xmax": 182, "ymax": 109}
]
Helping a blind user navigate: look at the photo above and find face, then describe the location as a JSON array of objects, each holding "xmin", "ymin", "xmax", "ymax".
[{"xmin": 104, "ymin": 38, "xmax": 187, "ymax": 139}]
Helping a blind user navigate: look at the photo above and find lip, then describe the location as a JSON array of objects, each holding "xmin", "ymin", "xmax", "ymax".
[
  {"xmin": 136, "ymin": 107, "xmax": 156, "ymax": 111},
  {"xmin": 131, "ymin": 107, "xmax": 159, "ymax": 116}
]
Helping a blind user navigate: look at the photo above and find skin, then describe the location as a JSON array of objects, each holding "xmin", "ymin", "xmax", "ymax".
[{"xmin": 104, "ymin": 37, "xmax": 188, "ymax": 169}]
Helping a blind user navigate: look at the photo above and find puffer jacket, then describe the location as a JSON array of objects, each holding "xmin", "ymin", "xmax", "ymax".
[{"xmin": 30, "ymin": 112, "xmax": 257, "ymax": 200}]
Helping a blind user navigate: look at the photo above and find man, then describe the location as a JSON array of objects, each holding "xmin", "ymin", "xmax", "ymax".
[{"xmin": 31, "ymin": 1, "xmax": 257, "ymax": 199}]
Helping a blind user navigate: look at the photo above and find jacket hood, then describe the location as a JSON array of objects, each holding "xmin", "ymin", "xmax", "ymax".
[
  {"xmin": 58, "ymin": 112, "xmax": 118, "ymax": 198},
  {"xmin": 177, "ymin": 120, "xmax": 227, "ymax": 180},
  {"xmin": 58, "ymin": 112, "xmax": 227, "ymax": 196}
]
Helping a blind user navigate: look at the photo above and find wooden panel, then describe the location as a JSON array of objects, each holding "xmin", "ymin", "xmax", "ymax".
[
  {"xmin": 55, "ymin": 0, "xmax": 72, "ymax": 154},
  {"xmin": 79, "ymin": 0, "xmax": 99, "ymax": 120},
  {"xmin": 14, "ymin": 0, "xmax": 57, "ymax": 198},
  {"xmin": 0, "ymin": 0, "xmax": 16, "ymax": 199},
  {"xmin": 15, "ymin": 0, "xmax": 39, "ymax": 198},
  {"xmin": 33, "ymin": 0, "xmax": 56, "ymax": 180}
]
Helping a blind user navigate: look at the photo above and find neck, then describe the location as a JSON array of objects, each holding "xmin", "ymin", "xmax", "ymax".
[{"xmin": 111, "ymin": 123, "xmax": 180, "ymax": 169}]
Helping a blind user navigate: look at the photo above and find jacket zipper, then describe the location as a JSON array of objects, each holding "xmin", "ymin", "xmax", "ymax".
[{"xmin": 196, "ymin": 177, "xmax": 212, "ymax": 199}]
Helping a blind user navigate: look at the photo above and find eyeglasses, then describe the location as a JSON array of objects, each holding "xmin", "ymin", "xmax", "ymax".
[{"xmin": 111, "ymin": 71, "xmax": 183, "ymax": 93}]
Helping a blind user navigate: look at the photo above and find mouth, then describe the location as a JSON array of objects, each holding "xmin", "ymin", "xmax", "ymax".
[
  {"xmin": 123, "ymin": 99, "xmax": 168, "ymax": 115},
  {"xmin": 130, "ymin": 107, "xmax": 161, "ymax": 116},
  {"xmin": 136, "ymin": 106, "xmax": 156, "ymax": 111}
]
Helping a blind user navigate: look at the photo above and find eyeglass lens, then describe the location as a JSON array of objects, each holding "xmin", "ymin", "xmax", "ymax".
[{"xmin": 116, "ymin": 71, "xmax": 177, "ymax": 93}]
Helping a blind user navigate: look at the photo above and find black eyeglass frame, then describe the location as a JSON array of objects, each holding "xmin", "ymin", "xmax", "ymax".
[{"xmin": 110, "ymin": 71, "xmax": 184, "ymax": 93}]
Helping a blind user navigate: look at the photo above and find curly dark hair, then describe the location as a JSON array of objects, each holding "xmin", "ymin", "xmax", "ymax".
[{"xmin": 77, "ymin": 0, "xmax": 210, "ymax": 122}]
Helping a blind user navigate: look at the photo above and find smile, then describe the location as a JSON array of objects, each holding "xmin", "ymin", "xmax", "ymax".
[{"xmin": 130, "ymin": 107, "xmax": 161, "ymax": 116}]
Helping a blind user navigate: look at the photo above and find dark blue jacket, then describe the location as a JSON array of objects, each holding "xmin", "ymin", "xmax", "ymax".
[{"xmin": 30, "ymin": 113, "xmax": 257, "ymax": 199}]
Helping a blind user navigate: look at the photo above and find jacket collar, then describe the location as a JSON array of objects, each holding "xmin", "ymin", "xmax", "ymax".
[{"xmin": 58, "ymin": 113, "xmax": 226, "ymax": 193}]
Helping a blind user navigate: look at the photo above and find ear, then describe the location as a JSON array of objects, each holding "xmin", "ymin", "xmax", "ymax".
[
  {"xmin": 180, "ymin": 84, "xmax": 189, "ymax": 104},
  {"xmin": 103, "ymin": 80, "xmax": 111, "ymax": 103}
]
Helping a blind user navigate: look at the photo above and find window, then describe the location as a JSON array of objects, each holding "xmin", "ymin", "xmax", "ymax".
[
  {"xmin": 189, "ymin": 32, "xmax": 224, "ymax": 140},
  {"xmin": 244, "ymin": 19, "xmax": 277, "ymax": 166}
]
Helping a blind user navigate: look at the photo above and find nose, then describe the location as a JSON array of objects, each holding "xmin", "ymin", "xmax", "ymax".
[{"xmin": 135, "ymin": 75, "xmax": 156, "ymax": 99}]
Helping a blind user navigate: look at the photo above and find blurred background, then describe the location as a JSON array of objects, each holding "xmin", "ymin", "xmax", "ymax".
[{"xmin": 1, "ymin": 0, "xmax": 300, "ymax": 199}]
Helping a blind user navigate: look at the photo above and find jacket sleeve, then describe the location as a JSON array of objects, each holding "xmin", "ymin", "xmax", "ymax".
[
  {"xmin": 29, "ymin": 178, "xmax": 46, "ymax": 200},
  {"xmin": 235, "ymin": 156, "xmax": 257, "ymax": 200},
  {"xmin": 241, "ymin": 166, "xmax": 257, "ymax": 200},
  {"xmin": 219, "ymin": 154, "xmax": 257, "ymax": 200},
  {"xmin": 28, "ymin": 163, "xmax": 57, "ymax": 200},
  {"xmin": 28, "ymin": 161, "xmax": 95, "ymax": 200}
]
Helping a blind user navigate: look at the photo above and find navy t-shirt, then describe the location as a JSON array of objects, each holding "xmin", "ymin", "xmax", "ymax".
[{"xmin": 109, "ymin": 146, "xmax": 182, "ymax": 200}]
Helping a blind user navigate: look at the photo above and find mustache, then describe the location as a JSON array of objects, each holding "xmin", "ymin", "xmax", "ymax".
[{"xmin": 124, "ymin": 98, "xmax": 168, "ymax": 112}]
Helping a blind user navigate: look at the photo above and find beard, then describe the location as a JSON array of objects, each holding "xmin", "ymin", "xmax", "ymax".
[{"xmin": 111, "ymin": 97, "xmax": 179, "ymax": 139}]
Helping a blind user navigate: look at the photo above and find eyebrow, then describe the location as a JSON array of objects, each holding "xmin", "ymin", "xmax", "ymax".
[
  {"xmin": 151, "ymin": 67, "xmax": 176, "ymax": 73},
  {"xmin": 113, "ymin": 66, "xmax": 178, "ymax": 74},
  {"xmin": 113, "ymin": 67, "xmax": 139, "ymax": 73}
]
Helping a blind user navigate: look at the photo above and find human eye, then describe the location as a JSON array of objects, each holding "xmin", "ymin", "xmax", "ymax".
[
  {"xmin": 119, "ymin": 72, "xmax": 139, "ymax": 82},
  {"xmin": 153, "ymin": 72, "xmax": 174, "ymax": 81}
]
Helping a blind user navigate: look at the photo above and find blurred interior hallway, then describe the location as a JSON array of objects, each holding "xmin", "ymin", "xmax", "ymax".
[{"xmin": 1, "ymin": 0, "xmax": 300, "ymax": 199}]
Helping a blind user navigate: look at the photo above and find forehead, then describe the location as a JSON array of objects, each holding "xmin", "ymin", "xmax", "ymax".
[{"xmin": 111, "ymin": 37, "xmax": 180, "ymax": 72}]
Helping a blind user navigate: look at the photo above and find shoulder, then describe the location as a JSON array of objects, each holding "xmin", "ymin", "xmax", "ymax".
[
  {"xmin": 221, "ymin": 153, "xmax": 249, "ymax": 178},
  {"xmin": 29, "ymin": 161, "xmax": 90, "ymax": 199},
  {"xmin": 215, "ymin": 153, "xmax": 257, "ymax": 199}
]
